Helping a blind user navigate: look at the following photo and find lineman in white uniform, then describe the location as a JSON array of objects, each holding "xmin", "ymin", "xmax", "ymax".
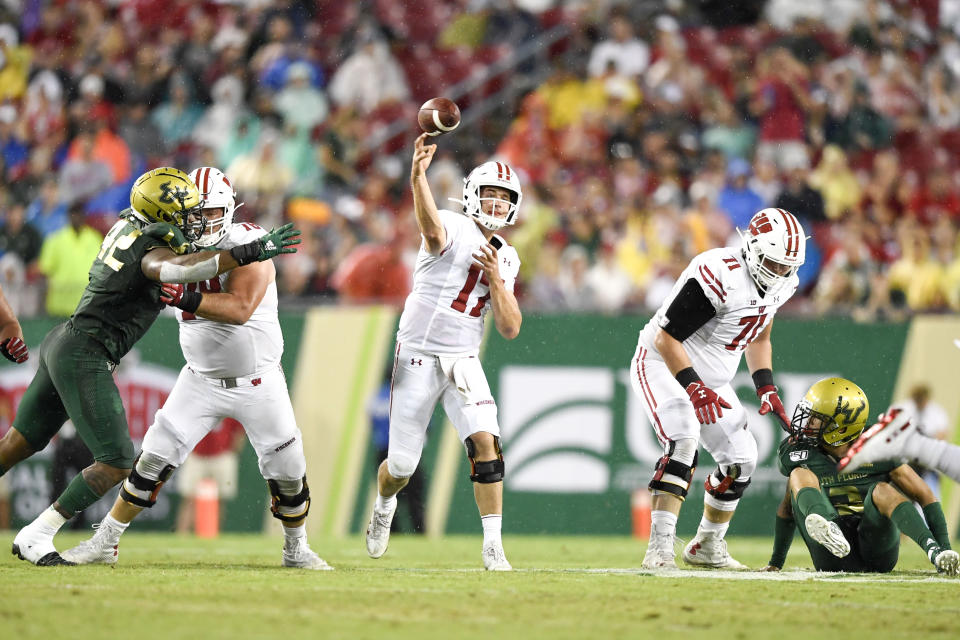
[
  {"xmin": 64, "ymin": 167, "xmax": 330, "ymax": 569},
  {"xmin": 630, "ymin": 207, "xmax": 806, "ymax": 570},
  {"xmin": 365, "ymin": 134, "xmax": 523, "ymax": 571}
]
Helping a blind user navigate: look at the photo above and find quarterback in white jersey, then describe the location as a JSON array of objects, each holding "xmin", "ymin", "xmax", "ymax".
[
  {"xmin": 630, "ymin": 207, "xmax": 806, "ymax": 571},
  {"xmin": 365, "ymin": 134, "xmax": 522, "ymax": 571},
  {"xmin": 64, "ymin": 167, "xmax": 329, "ymax": 570}
]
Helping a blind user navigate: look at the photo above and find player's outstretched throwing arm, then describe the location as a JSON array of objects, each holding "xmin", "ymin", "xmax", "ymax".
[
  {"xmin": 410, "ymin": 133, "xmax": 446, "ymax": 254},
  {"xmin": 141, "ymin": 223, "xmax": 300, "ymax": 287}
]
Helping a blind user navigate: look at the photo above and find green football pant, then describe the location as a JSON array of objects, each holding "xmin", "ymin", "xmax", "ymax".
[{"xmin": 13, "ymin": 323, "xmax": 134, "ymax": 468}]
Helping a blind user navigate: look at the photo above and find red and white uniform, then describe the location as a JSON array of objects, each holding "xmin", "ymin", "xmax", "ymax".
[
  {"xmin": 388, "ymin": 210, "xmax": 520, "ymax": 477},
  {"xmin": 629, "ymin": 247, "xmax": 798, "ymax": 464},
  {"xmin": 141, "ymin": 222, "xmax": 305, "ymax": 481}
]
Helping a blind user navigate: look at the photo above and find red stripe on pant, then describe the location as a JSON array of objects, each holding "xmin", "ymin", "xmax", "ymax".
[{"xmin": 636, "ymin": 348, "xmax": 668, "ymax": 443}]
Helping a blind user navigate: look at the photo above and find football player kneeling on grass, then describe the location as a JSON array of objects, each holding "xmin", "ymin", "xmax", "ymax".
[
  {"xmin": 365, "ymin": 135, "xmax": 522, "ymax": 571},
  {"xmin": 762, "ymin": 378, "xmax": 958, "ymax": 576},
  {"xmin": 0, "ymin": 168, "xmax": 300, "ymax": 566},
  {"xmin": 62, "ymin": 167, "xmax": 329, "ymax": 570}
]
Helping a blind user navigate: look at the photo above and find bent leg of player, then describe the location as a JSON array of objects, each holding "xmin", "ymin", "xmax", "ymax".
[
  {"xmin": 686, "ymin": 388, "xmax": 752, "ymax": 570},
  {"xmin": 630, "ymin": 347, "xmax": 700, "ymax": 570},
  {"xmin": 62, "ymin": 365, "xmax": 215, "ymax": 565},
  {"xmin": 367, "ymin": 345, "xmax": 445, "ymax": 559},
  {"xmin": 786, "ymin": 468, "xmax": 851, "ymax": 568},
  {"xmin": 238, "ymin": 368, "xmax": 330, "ymax": 570},
  {"xmin": 14, "ymin": 325, "xmax": 134, "ymax": 566},
  {"xmin": 442, "ymin": 356, "xmax": 510, "ymax": 571}
]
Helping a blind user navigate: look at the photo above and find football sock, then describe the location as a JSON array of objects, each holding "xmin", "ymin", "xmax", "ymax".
[
  {"xmin": 375, "ymin": 494, "xmax": 397, "ymax": 513},
  {"xmin": 922, "ymin": 503, "xmax": 951, "ymax": 550},
  {"xmin": 283, "ymin": 523, "xmax": 307, "ymax": 544},
  {"xmin": 794, "ymin": 487, "xmax": 835, "ymax": 525},
  {"xmin": 650, "ymin": 510, "xmax": 678, "ymax": 539},
  {"xmin": 481, "ymin": 514, "xmax": 502, "ymax": 546},
  {"xmin": 36, "ymin": 505, "xmax": 68, "ymax": 534},
  {"xmin": 697, "ymin": 516, "xmax": 729, "ymax": 539},
  {"xmin": 890, "ymin": 501, "xmax": 940, "ymax": 559},
  {"xmin": 768, "ymin": 514, "xmax": 796, "ymax": 569},
  {"xmin": 56, "ymin": 474, "xmax": 102, "ymax": 517}
]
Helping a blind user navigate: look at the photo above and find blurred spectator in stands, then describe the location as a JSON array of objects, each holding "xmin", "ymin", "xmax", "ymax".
[
  {"xmin": 66, "ymin": 112, "xmax": 131, "ymax": 186},
  {"xmin": 67, "ymin": 74, "xmax": 116, "ymax": 132},
  {"xmin": 585, "ymin": 241, "xmax": 632, "ymax": 313},
  {"xmin": 37, "ymin": 203, "xmax": 102, "ymax": 317},
  {"xmin": 685, "ymin": 180, "xmax": 732, "ymax": 252},
  {"xmin": 22, "ymin": 70, "xmax": 66, "ymax": 149},
  {"xmin": 0, "ymin": 23, "xmax": 30, "ymax": 102},
  {"xmin": 812, "ymin": 224, "xmax": 880, "ymax": 317},
  {"xmin": 527, "ymin": 239, "xmax": 565, "ymax": 311},
  {"xmin": 330, "ymin": 222, "xmax": 411, "ymax": 306},
  {"xmin": 556, "ymin": 244, "xmax": 595, "ymax": 311},
  {"xmin": 748, "ymin": 158, "xmax": 782, "ymax": 206},
  {"xmin": 193, "ymin": 75, "xmax": 248, "ymax": 160},
  {"xmin": 151, "ymin": 72, "xmax": 204, "ymax": 152},
  {"xmin": 119, "ymin": 99, "xmax": 164, "ymax": 162},
  {"xmin": 587, "ymin": 11, "xmax": 650, "ymax": 79},
  {"xmin": 900, "ymin": 384, "xmax": 951, "ymax": 500},
  {"xmin": 750, "ymin": 47, "xmax": 812, "ymax": 171},
  {"xmin": 834, "ymin": 80, "xmax": 893, "ymax": 155},
  {"xmin": 809, "ymin": 145, "xmax": 862, "ymax": 220},
  {"xmin": 700, "ymin": 91, "xmax": 756, "ymax": 161},
  {"xmin": 774, "ymin": 156, "xmax": 827, "ymax": 225},
  {"xmin": 925, "ymin": 60, "xmax": 960, "ymax": 130},
  {"xmin": 887, "ymin": 229, "xmax": 946, "ymax": 312},
  {"xmin": 717, "ymin": 157, "xmax": 765, "ymax": 231},
  {"xmin": 644, "ymin": 23, "xmax": 704, "ymax": 115},
  {"xmin": 274, "ymin": 61, "xmax": 328, "ymax": 136},
  {"xmin": 908, "ymin": 166, "xmax": 960, "ymax": 226},
  {"xmin": 227, "ymin": 128, "xmax": 294, "ymax": 225},
  {"xmin": 176, "ymin": 419, "xmax": 247, "ymax": 535},
  {"xmin": 58, "ymin": 131, "xmax": 113, "ymax": 206},
  {"xmin": 125, "ymin": 45, "xmax": 172, "ymax": 110},
  {"xmin": 0, "ymin": 201, "xmax": 42, "ymax": 270},
  {"xmin": 10, "ymin": 145, "xmax": 55, "ymax": 206},
  {"xmin": 328, "ymin": 27, "xmax": 410, "ymax": 115},
  {"xmin": 317, "ymin": 107, "xmax": 363, "ymax": 195},
  {"xmin": 0, "ymin": 201, "xmax": 42, "ymax": 317},
  {"xmin": 0, "ymin": 105, "xmax": 28, "ymax": 179},
  {"xmin": 24, "ymin": 176, "xmax": 67, "ymax": 239}
]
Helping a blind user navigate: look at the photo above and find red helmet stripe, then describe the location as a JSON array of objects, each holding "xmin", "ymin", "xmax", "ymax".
[
  {"xmin": 495, "ymin": 162, "xmax": 504, "ymax": 181},
  {"xmin": 778, "ymin": 208, "xmax": 799, "ymax": 258},
  {"xmin": 200, "ymin": 167, "xmax": 211, "ymax": 195},
  {"xmin": 503, "ymin": 163, "xmax": 511, "ymax": 181}
]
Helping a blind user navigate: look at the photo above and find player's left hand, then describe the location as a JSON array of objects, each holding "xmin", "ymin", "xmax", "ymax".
[
  {"xmin": 143, "ymin": 222, "xmax": 192, "ymax": 255},
  {"xmin": 0, "ymin": 336, "xmax": 28, "ymax": 363},
  {"xmin": 472, "ymin": 243, "xmax": 502, "ymax": 284},
  {"xmin": 160, "ymin": 283, "xmax": 185, "ymax": 306},
  {"xmin": 757, "ymin": 385, "xmax": 790, "ymax": 431}
]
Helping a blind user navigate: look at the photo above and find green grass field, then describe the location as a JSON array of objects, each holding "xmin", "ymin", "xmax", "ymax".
[{"xmin": 1, "ymin": 532, "xmax": 957, "ymax": 640}]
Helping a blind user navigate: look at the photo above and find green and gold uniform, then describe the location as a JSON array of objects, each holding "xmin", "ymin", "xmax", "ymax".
[
  {"xmin": 778, "ymin": 436, "xmax": 904, "ymax": 572},
  {"xmin": 14, "ymin": 214, "xmax": 171, "ymax": 468}
]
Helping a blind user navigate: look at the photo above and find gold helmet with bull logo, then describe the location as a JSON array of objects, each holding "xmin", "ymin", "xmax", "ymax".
[
  {"xmin": 129, "ymin": 167, "xmax": 205, "ymax": 242},
  {"xmin": 790, "ymin": 377, "xmax": 870, "ymax": 447}
]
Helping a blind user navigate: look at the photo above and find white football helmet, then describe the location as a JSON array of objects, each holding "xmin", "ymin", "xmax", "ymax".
[
  {"xmin": 738, "ymin": 207, "xmax": 805, "ymax": 294},
  {"xmin": 454, "ymin": 161, "xmax": 522, "ymax": 231},
  {"xmin": 188, "ymin": 166, "xmax": 239, "ymax": 247}
]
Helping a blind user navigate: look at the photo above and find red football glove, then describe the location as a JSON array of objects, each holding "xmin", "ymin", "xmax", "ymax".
[
  {"xmin": 685, "ymin": 381, "xmax": 732, "ymax": 425},
  {"xmin": 159, "ymin": 283, "xmax": 185, "ymax": 306},
  {"xmin": 757, "ymin": 384, "xmax": 790, "ymax": 430},
  {"xmin": 0, "ymin": 337, "xmax": 28, "ymax": 364}
]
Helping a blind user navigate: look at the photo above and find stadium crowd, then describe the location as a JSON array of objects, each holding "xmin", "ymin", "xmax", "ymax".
[{"xmin": 0, "ymin": 0, "xmax": 958, "ymax": 319}]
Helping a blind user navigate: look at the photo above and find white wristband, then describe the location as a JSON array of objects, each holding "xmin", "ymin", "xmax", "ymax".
[{"xmin": 158, "ymin": 254, "xmax": 220, "ymax": 283}]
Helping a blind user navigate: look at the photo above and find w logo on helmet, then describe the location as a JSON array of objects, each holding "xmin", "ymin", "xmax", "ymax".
[
  {"xmin": 158, "ymin": 181, "xmax": 190, "ymax": 207},
  {"xmin": 748, "ymin": 212, "xmax": 773, "ymax": 236}
]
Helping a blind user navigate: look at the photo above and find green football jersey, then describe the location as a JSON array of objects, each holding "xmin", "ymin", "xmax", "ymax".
[
  {"xmin": 70, "ymin": 213, "xmax": 168, "ymax": 363},
  {"xmin": 778, "ymin": 436, "xmax": 900, "ymax": 516}
]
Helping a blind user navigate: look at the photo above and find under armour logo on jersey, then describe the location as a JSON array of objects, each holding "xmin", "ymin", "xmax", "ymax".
[{"xmin": 411, "ymin": 358, "xmax": 422, "ymax": 366}]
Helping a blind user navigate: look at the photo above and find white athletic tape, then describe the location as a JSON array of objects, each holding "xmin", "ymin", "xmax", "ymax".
[{"xmin": 158, "ymin": 254, "xmax": 220, "ymax": 283}]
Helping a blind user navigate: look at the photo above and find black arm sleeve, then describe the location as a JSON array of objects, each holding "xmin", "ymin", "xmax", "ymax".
[{"xmin": 661, "ymin": 278, "xmax": 717, "ymax": 342}]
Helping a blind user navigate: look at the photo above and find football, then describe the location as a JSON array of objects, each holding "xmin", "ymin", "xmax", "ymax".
[{"xmin": 418, "ymin": 97, "xmax": 461, "ymax": 137}]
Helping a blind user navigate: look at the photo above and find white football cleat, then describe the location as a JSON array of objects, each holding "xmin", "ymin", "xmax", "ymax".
[
  {"xmin": 641, "ymin": 533, "xmax": 677, "ymax": 570},
  {"xmin": 838, "ymin": 408, "xmax": 915, "ymax": 474},
  {"xmin": 482, "ymin": 543, "xmax": 512, "ymax": 571},
  {"xmin": 682, "ymin": 533, "xmax": 748, "ymax": 570},
  {"xmin": 804, "ymin": 513, "xmax": 850, "ymax": 558},
  {"xmin": 282, "ymin": 537, "xmax": 333, "ymax": 570},
  {"xmin": 12, "ymin": 522, "xmax": 72, "ymax": 566},
  {"xmin": 61, "ymin": 522, "xmax": 121, "ymax": 565},
  {"xmin": 934, "ymin": 549, "xmax": 960, "ymax": 576},
  {"xmin": 365, "ymin": 500, "xmax": 397, "ymax": 559}
]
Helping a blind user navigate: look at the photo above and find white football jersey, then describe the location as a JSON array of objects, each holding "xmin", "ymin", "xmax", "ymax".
[
  {"xmin": 177, "ymin": 222, "xmax": 283, "ymax": 377},
  {"xmin": 637, "ymin": 247, "xmax": 798, "ymax": 388},
  {"xmin": 397, "ymin": 209, "xmax": 520, "ymax": 355}
]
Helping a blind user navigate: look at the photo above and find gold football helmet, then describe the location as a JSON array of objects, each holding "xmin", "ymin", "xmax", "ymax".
[
  {"xmin": 129, "ymin": 168, "xmax": 205, "ymax": 241},
  {"xmin": 790, "ymin": 377, "xmax": 870, "ymax": 447}
]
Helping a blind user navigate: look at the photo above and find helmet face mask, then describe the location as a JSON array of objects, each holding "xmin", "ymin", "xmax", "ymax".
[
  {"xmin": 739, "ymin": 207, "xmax": 805, "ymax": 294},
  {"xmin": 789, "ymin": 377, "xmax": 870, "ymax": 447},
  {"xmin": 458, "ymin": 161, "xmax": 522, "ymax": 231},
  {"xmin": 130, "ymin": 167, "xmax": 206, "ymax": 242},
  {"xmin": 188, "ymin": 167, "xmax": 238, "ymax": 248}
]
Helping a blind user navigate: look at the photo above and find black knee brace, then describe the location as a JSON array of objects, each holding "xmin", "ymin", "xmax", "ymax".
[
  {"xmin": 268, "ymin": 476, "xmax": 311, "ymax": 523},
  {"xmin": 704, "ymin": 465, "xmax": 751, "ymax": 501},
  {"xmin": 120, "ymin": 454, "xmax": 175, "ymax": 508},
  {"xmin": 648, "ymin": 442, "xmax": 699, "ymax": 500},
  {"xmin": 465, "ymin": 435, "xmax": 505, "ymax": 484}
]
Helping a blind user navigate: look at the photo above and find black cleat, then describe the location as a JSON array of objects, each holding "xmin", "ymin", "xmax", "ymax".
[{"xmin": 12, "ymin": 544, "xmax": 74, "ymax": 566}]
